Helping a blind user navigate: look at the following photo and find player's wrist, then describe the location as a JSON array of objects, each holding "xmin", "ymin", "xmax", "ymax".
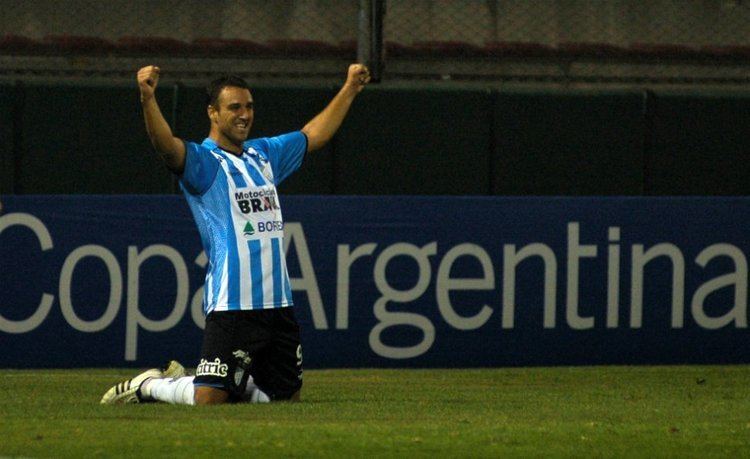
[{"xmin": 341, "ymin": 82, "xmax": 361, "ymax": 96}]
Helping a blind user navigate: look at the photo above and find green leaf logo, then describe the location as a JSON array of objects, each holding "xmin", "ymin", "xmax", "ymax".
[{"xmin": 243, "ymin": 222, "xmax": 255, "ymax": 236}]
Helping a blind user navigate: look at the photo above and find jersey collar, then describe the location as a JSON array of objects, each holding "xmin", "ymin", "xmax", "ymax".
[{"xmin": 202, "ymin": 138, "xmax": 245, "ymax": 156}]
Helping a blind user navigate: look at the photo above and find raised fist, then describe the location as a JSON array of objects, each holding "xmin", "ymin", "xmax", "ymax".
[
  {"xmin": 345, "ymin": 63, "xmax": 371, "ymax": 93},
  {"xmin": 137, "ymin": 65, "xmax": 160, "ymax": 102}
]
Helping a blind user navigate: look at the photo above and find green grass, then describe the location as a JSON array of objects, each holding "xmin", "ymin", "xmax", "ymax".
[{"xmin": 1, "ymin": 366, "xmax": 749, "ymax": 457}]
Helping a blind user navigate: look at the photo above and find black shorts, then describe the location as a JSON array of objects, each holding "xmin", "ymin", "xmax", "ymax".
[{"xmin": 194, "ymin": 307, "xmax": 303, "ymax": 401}]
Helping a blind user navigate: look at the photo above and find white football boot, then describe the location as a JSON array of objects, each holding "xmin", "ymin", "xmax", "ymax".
[{"xmin": 100, "ymin": 360, "xmax": 186, "ymax": 404}]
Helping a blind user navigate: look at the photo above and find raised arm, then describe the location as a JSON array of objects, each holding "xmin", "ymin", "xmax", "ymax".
[
  {"xmin": 137, "ymin": 65, "xmax": 186, "ymax": 174},
  {"xmin": 301, "ymin": 63, "xmax": 370, "ymax": 152}
]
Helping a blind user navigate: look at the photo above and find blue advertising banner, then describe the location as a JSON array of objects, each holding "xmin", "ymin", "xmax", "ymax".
[{"xmin": 0, "ymin": 195, "xmax": 748, "ymax": 368}]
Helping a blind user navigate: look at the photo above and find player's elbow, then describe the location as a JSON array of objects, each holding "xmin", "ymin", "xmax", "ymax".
[
  {"xmin": 301, "ymin": 125, "xmax": 327, "ymax": 152},
  {"xmin": 154, "ymin": 138, "xmax": 186, "ymax": 174},
  {"xmin": 161, "ymin": 151, "xmax": 185, "ymax": 175}
]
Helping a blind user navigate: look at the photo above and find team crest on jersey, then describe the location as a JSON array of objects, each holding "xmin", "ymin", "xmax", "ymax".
[
  {"xmin": 256, "ymin": 150, "xmax": 274, "ymax": 181},
  {"xmin": 246, "ymin": 147, "xmax": 274, "ymax": 182},
  {"xmin": 262, "ymin": 165, "xmax": 274, "ymax": 182}
]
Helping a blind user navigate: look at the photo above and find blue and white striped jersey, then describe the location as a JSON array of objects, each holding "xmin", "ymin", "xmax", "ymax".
[{"xmin": 179, "ymin": 131, "xmax": 307, "ymax": 315}]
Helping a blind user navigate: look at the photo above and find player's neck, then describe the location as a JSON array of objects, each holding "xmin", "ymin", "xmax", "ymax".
[{"xmin": 209, "ymin": 134, "xmax": 243, "ymax": 156}]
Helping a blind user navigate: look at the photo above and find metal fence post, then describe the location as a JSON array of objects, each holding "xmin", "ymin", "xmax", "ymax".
[{"xmin": 358, "ymin": 0, "xmax": 384, "ymax": 83}]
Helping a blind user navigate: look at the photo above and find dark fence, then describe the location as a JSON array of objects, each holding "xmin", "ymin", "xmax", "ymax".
[
  {"xmin": 1, "ymin": 84, "xmax": 750, "ymax": 196},
  {"xmin": 4, "ymin": 1, "xmax": 750, "ymax": 85}
]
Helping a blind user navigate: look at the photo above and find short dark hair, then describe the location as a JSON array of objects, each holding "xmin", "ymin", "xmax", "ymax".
[{"xmin": 206, "ymin": 75, "xmax": 251, "ymax": 107}]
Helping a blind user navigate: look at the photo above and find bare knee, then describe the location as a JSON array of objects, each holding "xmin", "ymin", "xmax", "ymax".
[{"xmin": 194, "ymin": 386, "xmax": 229, "ymax": 405}]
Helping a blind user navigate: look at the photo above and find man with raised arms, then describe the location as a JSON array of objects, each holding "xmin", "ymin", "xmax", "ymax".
[{"xmin": 101, "ymin": 63, "xmax": 370, "ymax": 405}]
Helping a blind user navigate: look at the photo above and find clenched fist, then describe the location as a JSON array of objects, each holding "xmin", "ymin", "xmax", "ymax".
[
  {"xmin": 345, "ymin": 63, "xmax": 371, "ymax": 93},
  {"xmin": 137, "ymin": 65, "xmax": 160, "ymax": 102}
]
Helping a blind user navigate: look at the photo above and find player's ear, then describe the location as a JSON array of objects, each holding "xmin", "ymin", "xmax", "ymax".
[{"xmin": 207, "ymin": 104, "xmax": 217, "ymax": 123}]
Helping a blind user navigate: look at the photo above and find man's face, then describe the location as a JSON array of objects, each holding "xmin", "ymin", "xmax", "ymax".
[{"xmin": 210, "ymin": 86, "xmax": 254, "ymax": 146}]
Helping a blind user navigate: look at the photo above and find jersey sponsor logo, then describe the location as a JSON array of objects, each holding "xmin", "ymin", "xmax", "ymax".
[
  {"xmin": 241, "ymin": 220, "xmax": 283, "ymax": 239},
  {"xmin": 258, "ymin": 220, "xmax": 283, "ymax": 232},
  {"xmin": 196, "ymin": 358, "xmax": 228, "ymax": 378},
  {"xmin": 235, "ymin": 190, "xmax": 280, "ymax": 214}
]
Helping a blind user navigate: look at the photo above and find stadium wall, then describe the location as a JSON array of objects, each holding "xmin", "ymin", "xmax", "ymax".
[
  {"xmin": 1, "ymin": 85, "xmax": 749, "ymax": 196},
  {"xmin": 1, "ymin": 195, "xmax": 748, "ymax": 368}
]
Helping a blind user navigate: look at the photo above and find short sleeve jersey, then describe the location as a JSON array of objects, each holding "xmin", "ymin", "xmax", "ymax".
[{"xmin": 180, "ymin": 131, "xmax": 306, "ymax": 315}]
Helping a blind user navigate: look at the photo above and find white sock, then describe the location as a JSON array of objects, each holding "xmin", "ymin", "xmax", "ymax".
[
  {"xmin": 246, "ymin": 386, "xmax": 271, "ymax": 403},
  {"xmin": 242, "ymin": 376, "xmax": 270, "ymax": 403},
  {"xmin": 143, "ymin": 376, "xmax": 195, "ymax": 405},
  {"xmin": 249, "ymin": 388, "xmax": 271, "ymax": 403}
]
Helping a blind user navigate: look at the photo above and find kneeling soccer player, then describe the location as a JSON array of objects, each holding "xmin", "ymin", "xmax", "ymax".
[{"xmin": 101, "ymin": 61, "xmax": 370, "ymax": 405}]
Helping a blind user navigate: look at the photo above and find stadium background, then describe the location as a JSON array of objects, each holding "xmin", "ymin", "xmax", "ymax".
[
  {"xmin": 2, "ymin": 0, "xmax": 750, "ymax": 196},
  {"xmin": 1, "ymin": 1, "xmax": 750, "ymax": 370}
]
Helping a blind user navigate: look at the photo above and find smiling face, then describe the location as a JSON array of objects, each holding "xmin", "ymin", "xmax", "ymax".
[{"xmin": 208, "ymin": 86, "xmax": 254, "ymax": 152}]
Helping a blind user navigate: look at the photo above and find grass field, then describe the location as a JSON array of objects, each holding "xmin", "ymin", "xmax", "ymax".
[{"xmin": 1, "ymin": 365, "xmax": 749, "ymax": 457}]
